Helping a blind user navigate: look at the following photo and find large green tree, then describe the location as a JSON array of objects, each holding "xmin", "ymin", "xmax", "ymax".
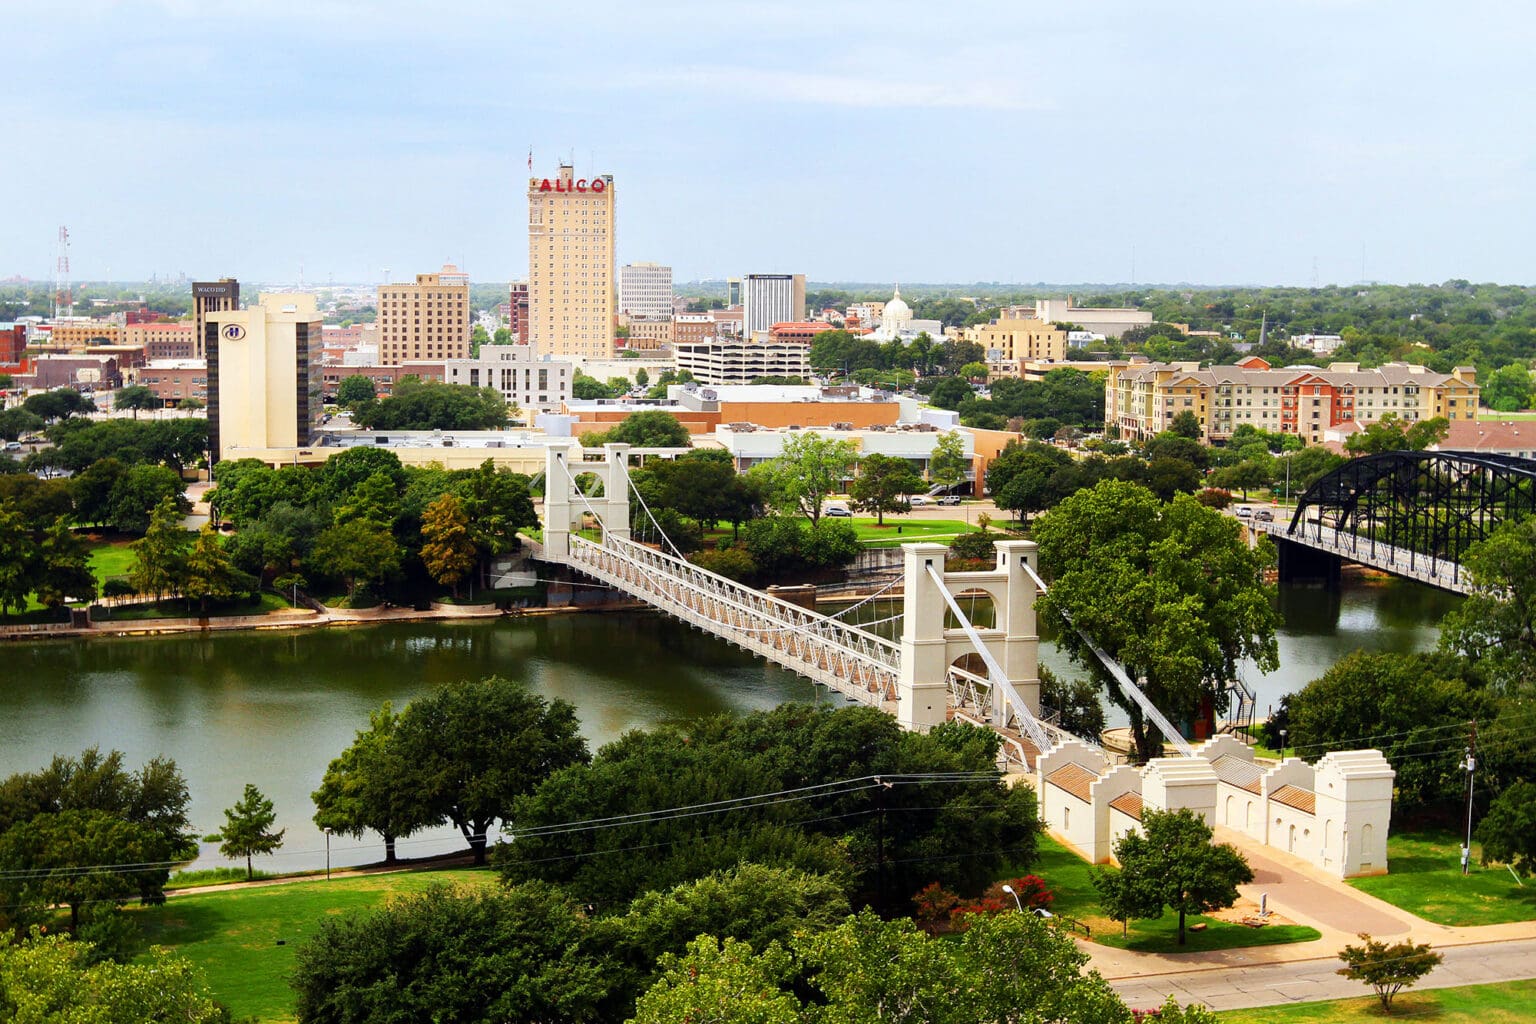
[
  {"xmin": 1482, "ymin": 363, "xmax": 1532, "ymax": 412},
  {"xmin": 34, "ymin": 516, "xmax": 97, "ymax": 610},
  {"xmin": 1476, "ymin": 781, "xmax": 1536, "ymax": 876},
  {"xmin": 128, "ymin": 495, "xmax": 192, "ymax": 600},
  {"xmin": 1033, "ymin": 480, "xmax": 1279, "ymax": 761},
  {"xmin": 582, "ymin": 409, "xmax": 691, "ymax": 448},
  {"xmin": 312, "ymin": 703, "xmax": 432, "ymax": 865},
  {"xmin": 1439, "ymin": 516, "xmax": 1536, "ymax": 693},
  {"xmin": 113, "ymin": 384, "xmax": 160, "ymax": 419},
  {"xmin": 182, "ymin": 524, "xmax": 247, "ymax": 613},
  {"xmin": 420, "ymin": 492, "xmax": 477, "ymax": 597},
  {"xmin": 928, "ymin": 431, "xmax": 970, "ymax": 492},
  {"xmin": 206, "ymin": 783, "xmax": 284, "ymax": 880},
  {"xmin": 985, "ymin": 440, "xmax": 1073, "ymax": 522},
  {"xmin": 392, "ymin": 676, "xmax": 589, "ymax": 864},
  {"xmin": 1096, "ymin": 808, "xmax": 1254, "ymax": 945},
  {"xmin": 0, "ymin": 505, "xmax": 36, "ymax": 616},
  {"xmin": 310, "ymin": 519, "xmax": 401, "ymax": 600},
  {"xmin": 0, "ymin": 934, "xmax": 230, "ymax": 1023},
  {"xmin": 849, "ymin": 453, "xmax": 924, "ymax": 525},
  {"xmin": 336, "ymin": 375, "xmax": 376, "ymax": 407},
  {"xmin": 750, "ymin": 432, "xmax": 858, "ymax": 526}
]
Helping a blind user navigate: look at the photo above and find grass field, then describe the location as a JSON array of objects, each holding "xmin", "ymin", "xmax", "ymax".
[
  {"xmin": 134, "ymin": 869, "xmax": 498, "ymax": 1022},
  {"xmin": 852, "ymin": 517, "xmax": 981, "ymax": 547},
  {"xmin": 1032, "ymin": 836, "xmax": 1320, "ymax": 953},
  {"xmin": 1347, "ymin": 828, "xmax": 1536, "ymax": 926},
  {"xmin": 89, "ymin": 540, "xmax": 136, "ymax": 586},
  {"xmin": 1219, "ymin": 979, "xmax": 1536, "ymax": 1023}
]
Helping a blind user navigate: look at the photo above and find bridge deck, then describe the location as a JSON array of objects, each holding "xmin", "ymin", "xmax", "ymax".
[{"xmin": 1254, "ymin": 519, "xmax": 1469, "ymax": 594}]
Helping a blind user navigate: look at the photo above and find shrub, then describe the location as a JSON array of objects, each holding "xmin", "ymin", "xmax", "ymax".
[
  {"xmin": 1195, "ymin": 487, "xmax": 1234, "ymax": 509},
  {"xmin": 689, "ymin": 547, "xmax": 757, "ymax": 582},
  {"xmin": 912, "ymin": 882, "xmax": 961, "ymax": 934},
  {"xmin": 948, "ymin": 531, "xmax": 997, "ymax": 562}
]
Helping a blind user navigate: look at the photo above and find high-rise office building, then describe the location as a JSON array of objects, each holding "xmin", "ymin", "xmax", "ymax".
[
  {"xmin": 618, "ymin": 262, "xmax": 672, "ymax": 317},
  {"xmin": 528, "ymin": 164, "xmax": 616, "ymax": 359},
  {"xmin": 376, "ymin": 265, "xmax": 471, "ymax": 367},
  {"xmin": 508, "ymin": 282, "xmax": 529, "ymax": 344},
  {"xmin": 727, "ymin": 277, "xmax": 742, "ymax": 307},
  {"xmin": 742, "ymin": 274, "xmax": 805, "ymax": 339},
  {"xmin": 206, "ymin": 293, "xmax": 322, "ymax": 463},
  {"xmin": 191, "ymin": 278, "xmax": 240, "ymax": 360}
]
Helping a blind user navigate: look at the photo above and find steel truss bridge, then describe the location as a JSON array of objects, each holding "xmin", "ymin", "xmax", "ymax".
[{"xmin": 1264, "ymin": 450, "xmax": 1536, "ymax": 594}]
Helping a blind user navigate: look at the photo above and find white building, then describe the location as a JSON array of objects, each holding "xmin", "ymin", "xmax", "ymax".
[
  {"xmin": 869, "ymin": 286, "xmax": 944, "ymax": 343},
  {"xmin": 442, "ymin": 344, "xmax": 574, "ymax": 415},
  {"xmin": 713, "ymin": 423, "xmax": 974, "ymax": 477},
  {"xmin": 742, "ymin": 273, "xmax": 806, "ymax": 339},
  {"xmin": 1035, "ymin": 296, "xmax": 1152, "ymax": 339},
  {"xmin": 674, "ymin": 338, "xmax": 811, "ymax": 385},
  {"xmin": 618, "ymin": 262, "xmax": 674, "ymax": 318},
  {"xmin": 1293, "ymin": 334, "xmax": 1345, "ymax": 355}
]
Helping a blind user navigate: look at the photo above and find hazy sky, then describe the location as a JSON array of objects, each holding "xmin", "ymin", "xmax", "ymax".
[{"xmin": 5, "ymin": 0, "xmax": 1532, "ymax": 287}]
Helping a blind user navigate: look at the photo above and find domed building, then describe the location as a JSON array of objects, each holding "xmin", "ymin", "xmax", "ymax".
[{"xmin": 872, "ymin": 286, "xmax": 941, "ymax": 342}]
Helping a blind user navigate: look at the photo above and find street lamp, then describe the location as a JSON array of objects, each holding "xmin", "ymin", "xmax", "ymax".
[
  {"xmin": 1279, "ymin": 729, "xmax": 1288, "ymax": 761},
  {"xmin": 1001, "ymin": 884, "xmax": 1023, "ymax": 913},
  {"xmin": 324, "ymin": 826, "xmax": 332, "ymax": 881}
]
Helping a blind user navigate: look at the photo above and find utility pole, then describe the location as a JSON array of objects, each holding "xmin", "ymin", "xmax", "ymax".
[
  {"xmin": 874, "ymin": 777, "xmax": 892, "ymax": 911},
  {"xmin": 1461, "ymin": 721, "xmax": 1478, "ymax": 876}
]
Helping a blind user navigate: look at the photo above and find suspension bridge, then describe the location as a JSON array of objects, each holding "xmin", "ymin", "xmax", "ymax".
[{"xmin": 538, "ymin": 443, "xmax": 1199, "ymax": 766}]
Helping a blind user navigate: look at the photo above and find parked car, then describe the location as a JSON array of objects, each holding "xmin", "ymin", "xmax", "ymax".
[
  {"xmin": 907, "ymin": 495, "xmax": 930, "ymax": 507},
  {"xmin": 3, "ymin": 441, "xmax": 20, "ymax": 452},
  {"xmin": 937, "ymin": 495, "xmax": 962, "ymax": 506},
  {"xmin": 825, "ymin": 506, "xmax": 853, "ymax": 517},
  {"xmin": 1255, "ymin": 509, "xmax": 1275, "ymax": 522},
  {"xmin": 1234, "ymin": 507, "xmax": 1253, "ymax": 518}
]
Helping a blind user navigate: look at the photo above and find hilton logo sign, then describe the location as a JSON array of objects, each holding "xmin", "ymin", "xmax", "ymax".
[{"xmin": 533, "ymin": 177, "xmax": 608, "ymax": 194}]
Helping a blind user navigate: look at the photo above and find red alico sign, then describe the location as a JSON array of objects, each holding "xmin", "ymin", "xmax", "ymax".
[{"xmin": 536, "ymin": 177, "xmax": 607, "ymax": 194}]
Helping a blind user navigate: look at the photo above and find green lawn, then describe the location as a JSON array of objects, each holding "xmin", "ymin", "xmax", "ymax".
[
  {"xmin": 852, "ymin": 517, "xmax": 981, "ymax": 547},
  {"xmin": 1219, "ymin": 979, "xmax": 1536, "ymax": 1023},
  {"xmin": 89, "ymin": 540, "xmax": 136, "ymax": 586},
  {"xmin": 134, "ymin": 869, "xmax": 498, "ymax": 1022},
  {"xmin": 1032, "ymin": 835, "xmax": 1320, "ymax": 953},
  {"xmin": 1347, "ymin": 828, "xmax": 1536, "ymax": 926}
]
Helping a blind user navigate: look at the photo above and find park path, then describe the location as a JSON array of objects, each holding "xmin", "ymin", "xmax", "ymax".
[{"xmin": 1085, "ymin": 826, "xmax": 1536, "ymax": 1010}]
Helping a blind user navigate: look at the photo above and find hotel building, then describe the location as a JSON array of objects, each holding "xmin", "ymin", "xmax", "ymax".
[
  {"xmin": 207, "ymin": 293, "xmax": 323, "ymax": 463},
  {"xmin": 528, "ymin": 164, "xmax": 616, "ymax": 360}
]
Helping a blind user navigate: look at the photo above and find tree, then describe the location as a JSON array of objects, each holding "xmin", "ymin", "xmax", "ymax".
[
  {"xmin": 0, "ymin": 407, "xmax": 44, "ymax": 442},
  {"xmin": 631, "ymin": 935, "xmax": 800, "ymax": 1024},
  {"xmin": 1439, "ymin": 516, "xmax": 1536, "ymax": 693},
  {"xmin": 182, "ymin": 524, "xmax": 247, "ymax": 613},
  {"xmin": 421, "ymin": 492, "xmax": 477, "ymax": 597},
  {"xmin": 1336, "ymin": 933, "xmax": 1443, "ymax": 1012},
  {"xmin": 929, "ymin": 431, "xmax": 970, "ymax": 492},
  {"xmin": 1483, "ymin": 362, "xmax": 1533, "ymax": 412},
  {"xmin": 0, "ymin": 505, "xmax": 37, "ymax": 616},
  {"xmin": 752, "ymin": 432, "xmax": 859, "ymax": 525},
  {"xmin": 34, "ymin": 516, "xmax": 97, "ymax": 609},
  {"xmin": 582, "ymin": 408, "xmax": 691, "ymax": 448},
  {"xmin": 1169, "ymin": 410, "xmax": 1202, "ymax": 438},
  {"xmin": 207, "ymin": 783, "xmax": 284, "ymax": 880},
  {"xmin": 107, "ymin": 463, "xmax": 187, "ymax": 534},
  {"xmin": 310, "ymin": 519, "xmax": 401, "ymax": 600},
  {"xmin": 178, "ymin": 396, "xmax": 205, "ymax": 411},
  {"xmin": 850, "ymin": 453, "xmax": 924, "ymax": 525},
  {"xmin": 927, "ymin": 376, "xmax": 973, "ymax": 410},
  {"xmin": 312, "ymin": 703, "xmax": 432, "ymax": 865},
  {"xmin": 0, "ymin": 933, "xmax": 231, "ymax": 1024},
  {"xmin": 335, "ymin": 374, "xmax": 376, "ymax": 407},
  {"xmin": 1033, "ymin": 481, "xmax": 1279, "ymax": 761},
  {"xmin": 114, "ymin": 385, "xmax": 160, "ymax": 419},
  {"xmin": 957, "ymin": 360, "xmax": 989, "ymax": 381},
  {"xmin": 635, "ymin": 367, "xmax": 650, "ymax": 388},
  {"xmin": 1100, "ymin": 808, "xmax": 1253, "ymax": 945},
  {"xmin": 392, "ymin": 676, "xmax": 589, "ymax": 864},
  {"xmin": 128, "ymin": 495, "xmax": 192, "ymax": 600},
  {"xmin": 1475, "ymin": 780, "xmax": 1536, "ymax": 875},
  {"xmin": 1345, "ymin": 413, "xmax": 1450, "ymax": 455},
  {"xmin": 572, "ymin": 371, "xmax": 619, "ymax": 400},
  {"xmin": 351, "ymin": 378, "xmax": 508, "ymax": 431},
  {"xmin": 291, "ymin": 882, "xmax": 613, "ymax": 1024}
]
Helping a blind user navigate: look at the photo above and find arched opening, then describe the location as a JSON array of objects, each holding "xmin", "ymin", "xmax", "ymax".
[
  {"xmin": 1225, "ymin": 795, "xmax": 1234, "ymax": 826},
  {"xmin": 572, "ymin": 471, "xmax": 605, "ymax": 498},
  {"xmin": 944, "ymin": 588, "xmax": 996, "ymax": 630},
  {"xmin": 1245, "ymin": 801, "xmax": 1255, "ymax": 833},
  {"xmin": 1287, "ymin": 823, "xmax": 1297, "ymax": 853}
]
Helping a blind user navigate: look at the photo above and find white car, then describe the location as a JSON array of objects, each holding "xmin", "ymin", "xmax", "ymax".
[
  {"xmin": 907, "ymin": 496, "xmax": 930, "ymax": 507},
  {"xmin": 824, "ymin": 506, "xmax": 853, "ymax": 518}
]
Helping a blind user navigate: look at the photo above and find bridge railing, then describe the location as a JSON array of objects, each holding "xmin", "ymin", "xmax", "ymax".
[
  {"xmin": 1255, "ymin": 518, "xmax": 1466, "ymax": 591},
  {"xmin": 568, "ymin": 534, "xmax": 902, "ymax": 705}
]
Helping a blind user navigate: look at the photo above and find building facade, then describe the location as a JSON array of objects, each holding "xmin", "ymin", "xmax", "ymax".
[
  {"xmin": 138, "ymin": 361, "xmax": 209, "ymax": 407},
  {"xmin": 207, "ymin": 293, "xmax": 323, "ymax": 462},
  {"xmin": 1106, "ymin": 358, "xmax": 1481, "ymax": 444},
  {"xmin": 191, "ymin": 279, "xmax": 240, "ymax": 360},
  {"xmin": 742, "ymin": 274, "xmax": 806, "ymax": 339},
  {"xmin": 321, "ymin": 362, "xmax": 444, "ymax": 400},
  {"xmin": 1034, "ymin": 296, "xmax": 1152, "ymax": 339},
  {"xmin": 674, "ymin": 339, "xmax": 810, "ymax": 385},
  {"xmin": 45, "ymin": 320, "xmax": 123, "ymax": 349},
  {"xmin": 443, "ymin": 345, "xmax": 574, "ymax": 415},
  {"xmin": 375, "ymin": 265, "xmax": 471, "ymax": 367},
  {"xmin": 618, "ymin": 262, "xmax": 673, "ymax": 317},
  {"xmin": 625, "ymin": 317, "xmax": 674, "ymax": 351},
  {"xmin": 125, "ymin": 322, "xmax": 197, "ymax": 360},
  {"xmin": 974, "ymin": 317, "xmax": 1068, "ymax": 367},
  {"xmin": 528, "ymin": 164, "xmax": 616, "ymax": 360},
  {"xmin": 508, "ymin": 281, "xmax": 529, "ymax": 344}
]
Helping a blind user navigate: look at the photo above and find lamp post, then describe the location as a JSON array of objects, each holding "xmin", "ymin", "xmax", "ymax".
[
  {"xmin": 1279, "ymin": 728, "xmax": 1288, "ymax": 761},
  {"xmin": 1001, "ymin": 884, "xmax": 1023, "ymax": 913},
  {"xmin": 324, "ymin": 826, "xmax": 332, "ymax": 881}
]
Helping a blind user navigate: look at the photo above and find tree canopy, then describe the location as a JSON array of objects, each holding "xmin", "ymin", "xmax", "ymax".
[
  {"xmin": 750, "ymin": 432, "xmax": 858, "ymax": 525},
  {"xmin": 351, "ymin": 377, "xmax": 508, "ymax": 431}
]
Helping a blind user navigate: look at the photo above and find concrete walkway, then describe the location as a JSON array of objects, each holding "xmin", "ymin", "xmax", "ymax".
[{"xmin": 1085, "ymin": 825, "xmax": 1536, "ymax": 1010}]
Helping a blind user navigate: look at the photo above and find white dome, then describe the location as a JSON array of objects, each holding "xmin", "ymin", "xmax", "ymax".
[{"xmin": 883, "ymin": 286, "xmax": 912, "ymax": 325}]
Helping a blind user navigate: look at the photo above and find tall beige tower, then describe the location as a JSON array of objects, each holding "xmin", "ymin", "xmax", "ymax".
[
  {"xmin": 207, "ymin": 293, "xmax": 322, "ymax": 464},
  {"xmin": 191, "ymin": 278, "xmax": 240, "ymax": 359},
  {"xmin": 376, "ymin": 264, "xmax": 471, "ymax": 366},
  {"xmin": 528, "ymin": 164, "xmax": 616, "ymax": 359}
]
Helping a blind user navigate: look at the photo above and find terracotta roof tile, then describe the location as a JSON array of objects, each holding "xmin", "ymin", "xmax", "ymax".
[
  {"xmin": 1108, "ymin": 791, "xmax": 1143, "ymax": 820},
  {"xmin": 1271, "ymin": 784, "xmax": 1316, "ymax": 815},
  {"xmin": 1045, "ymin": 762, "xmax": 1098, "ymax": 802}
]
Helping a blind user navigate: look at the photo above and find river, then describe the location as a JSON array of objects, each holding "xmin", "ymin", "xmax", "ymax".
[{"xmin": 0, "ymin": 575, "xmax": 1458, "ymax": 873}]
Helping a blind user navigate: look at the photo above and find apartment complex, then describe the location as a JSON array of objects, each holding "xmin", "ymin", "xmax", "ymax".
[
  {"xmin": 742, "ymin": 274, "xmax": 805, "ymax": 339},
  {"xmin": 618, "ymin": 262, "xmax": 673, "ymax": 317},
  {"xmin": 973, "ymin": 317, "xmax": 1068, "ymax": 367},
  {"xmin": 443, "ymin": 344, "xmax": 574, "ymax": 415},
  {"xmin": 138, "ymin": 361, "xmax": 208, "ymax": 407},
  {"xmin": 508, "ymin": 282, "xmax": 529, "ymax": 344},
  {"xmin": 191, "ymin": 279, "xmax": 240, "ymax": 360},
  {"xmin": 375, "ymin": 265, "xmax": 471, "ymax": 367},
  {"xmin": 1106, "ymin": 357, "xmax": 1480, "ymax": 444},
  {"xmin": 527, "ymin": 164, "xmax": 616, "ymax": 360},
  {"xmin": 206, "ymin": 293, "xmax": 323, "ymax": 462}
]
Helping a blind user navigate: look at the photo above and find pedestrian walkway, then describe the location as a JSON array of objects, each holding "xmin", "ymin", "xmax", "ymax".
[{"xmin": 1082, "ymin": 825, "xmax": 1536, "ymax": 1011}]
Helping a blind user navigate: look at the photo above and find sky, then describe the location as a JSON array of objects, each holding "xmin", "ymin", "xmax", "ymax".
[{"xmin": 4, "ymin": 0, "xmax": 1533, "ymax": 287}]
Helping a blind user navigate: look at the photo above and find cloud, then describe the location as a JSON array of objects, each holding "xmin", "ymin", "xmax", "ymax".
[{"xmin": 625, "ymin": 65, "xmax": 1049, "ymax": 112}]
